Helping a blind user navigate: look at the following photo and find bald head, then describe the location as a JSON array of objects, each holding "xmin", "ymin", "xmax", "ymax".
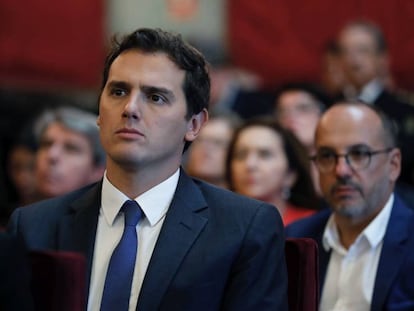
[{"xmin": 316, "ymin": 102, "xmax": 397, "ymax": 149}]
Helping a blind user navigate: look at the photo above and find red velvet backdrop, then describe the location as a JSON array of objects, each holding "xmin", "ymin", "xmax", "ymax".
[
  {"xmin": 0, "ymin": 0, "xmax": 104, "ymax": 90},
  {"xmin": 228, "ymin": 0, "xmax": 414, "ymax": 90}
]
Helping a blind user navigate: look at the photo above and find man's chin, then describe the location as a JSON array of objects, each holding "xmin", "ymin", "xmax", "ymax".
[{"xmin": 333, "ymin": 202, "xmax": 367, "ymax": 219}]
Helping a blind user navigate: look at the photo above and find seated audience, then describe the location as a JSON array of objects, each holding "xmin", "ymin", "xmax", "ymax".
[
  {"xmin": 225, "ymin": 117, "xmax": 321, "ymax": 225},
  {"xmin": 274, "ymin": 82, "xmax": 329, "ymax": 154},
  {"xmin": 185, "ymin": 110, "xmax": 241, "ymax": 188},
  {"xmin": 286, "ymin": 102, "xmax": 414, "ymax": 310},
  {"xmin": 274, "ymin": 82, "xmax": 330, "ymax": 194},
  {"xmin": 34, "ymin": 106, "xmax": 105, "ymax": 199},
  {"xmin": 1, "ymin": 123, "xmax": 38, "ymax": 225}
]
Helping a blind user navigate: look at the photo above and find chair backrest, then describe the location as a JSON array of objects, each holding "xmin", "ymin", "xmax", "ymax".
[
  {"xmin": 30, "ymin": 250, "xmax": 86, "ymax": 311},
  {"xmin": 285, "ymin": 237, "xmax": 319, "ymax": 311}
]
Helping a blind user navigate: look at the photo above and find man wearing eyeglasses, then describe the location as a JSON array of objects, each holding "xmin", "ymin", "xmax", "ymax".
[{"xmin": 286, "ymin": 102, "xmax": 414, "ymax": 311}]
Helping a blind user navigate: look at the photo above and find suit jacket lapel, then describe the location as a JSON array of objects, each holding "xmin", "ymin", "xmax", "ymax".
[
  {"xmin": 307, "ymin": 209, "xmax": 331, "ymax": 295},
  {"xmin": 318, "ymin": 237, "xmax": 331, "ymax": 294},
  {"xmin": 137, "ymin": 171, "xmax": 208, "ymax": 310},
  {"xmin": 57, "ymin": 182, "xmax": 102, "ymax": 294},
  {"xmin": 371, "ymin": 196, "xmax": 413, "ymax": 311}
]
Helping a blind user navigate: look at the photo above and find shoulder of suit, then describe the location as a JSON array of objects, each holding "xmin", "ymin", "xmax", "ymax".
[
  {"xmin": 285, "ymin": 208, "xmax": 331, "ymax": 235},
  {"xmin": 193, "ymin": 178, "xmax": 275, "ymax": 209},
  {"xmin": 391, "ymin": 88, "xmax": 414, "ymax": 107},
  {"xmin": 21, "ymin": 182, "xmax": 99, "ymax": 212}
]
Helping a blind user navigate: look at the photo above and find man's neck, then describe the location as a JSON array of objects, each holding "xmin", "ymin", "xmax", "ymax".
[
  {"xmin": 333, "ymin": 208, "xmax": 383, "ymax": 249},
  {"xmin": 105, "ymin": 161, "xmax": 180, "ymax": 199}
]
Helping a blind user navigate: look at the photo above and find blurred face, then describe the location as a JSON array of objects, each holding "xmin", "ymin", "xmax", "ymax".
[
  {"xmin": 338, "ymin": 26, "xmax": 385, "ymax": 89},
  {"xmin": 36, "ymin": 122, "xmax": 101, "ymax": 198},
  {"xmin": 321, "ymin": 50, "xmax": 346, "ymax": 95},
  {"xmin": 98, "ymin": 50, "xmax": 206, "ymax": 178},
  {"xmin": 230, "ymin": 126, "xmax": 294, "ymax": 202},
  {"xmin": 8, "ymin": 146, "xmax": 37, "ymax": 200},
  {"xmin": 186, "ymin": 118, "xmax": 233, "ymax": 181},
  {"xmin": 275, "ymin": 91, "xmax": 322, "ymax": 150},
  {"xmin": 315, "ymin": 105, "xmax": 400, "ymax": 221}
]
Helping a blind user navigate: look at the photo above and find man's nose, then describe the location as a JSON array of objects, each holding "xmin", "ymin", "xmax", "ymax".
[
  {"xmin": 334, "ymin": 155, "xmax": 353, "ymax": 177},
  {"xmin": 122, "ymin": 94, "xmax": 141, "ymax": 119}
]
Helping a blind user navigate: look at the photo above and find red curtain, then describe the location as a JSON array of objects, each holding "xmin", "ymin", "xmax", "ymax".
[
  {"xmin": 228, "ymin": 0, "xmax": 414, "ymax": 90},
  {"xmin": 0, "ymin": 0, "xmax": 104, "ymax": 89}
]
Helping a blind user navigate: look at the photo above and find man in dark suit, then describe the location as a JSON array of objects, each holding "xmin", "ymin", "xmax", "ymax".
[
  {"xmin": 286, "ymin": 102, "xmax": 414, "ymax": 310},
  {"xmin": 8, "ymin": 28, "xmax": 288, "ymax": 310}
]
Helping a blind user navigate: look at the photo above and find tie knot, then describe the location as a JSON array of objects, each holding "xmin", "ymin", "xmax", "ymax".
[{"xmin": 122, "ymin": 200, "xmax": 142, "ymax": 227}]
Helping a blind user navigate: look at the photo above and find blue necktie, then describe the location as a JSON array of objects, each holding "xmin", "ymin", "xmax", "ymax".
[{"xmin": 101, "ymin": 200, "xmax": 142, "ymax": 311}]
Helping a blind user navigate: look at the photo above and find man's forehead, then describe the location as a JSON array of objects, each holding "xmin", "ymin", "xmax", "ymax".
[
  {"xmin": 340, "ymin": 25, "xmax": 372, "ymax": 40},
  {"xmin": 321, "ymin": 104, "xmax": 380, "ymax": 124},
  {"xmin": 316, "ymin": 104, "xmax": 382, "ymax": 144}
]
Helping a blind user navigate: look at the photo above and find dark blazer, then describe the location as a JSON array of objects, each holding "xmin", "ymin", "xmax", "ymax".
[
  {"xmin": 8, "ymin": 169, "xmax": 288, "ymax": 311},
  {"xmin": 285, "ymin": 195, "xmax": 414, "ymax": 311}
]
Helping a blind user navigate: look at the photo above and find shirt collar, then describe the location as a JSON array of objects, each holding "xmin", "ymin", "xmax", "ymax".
[
  {"xmin": 358, "ymin": 79, "xmax": 383, "ymax": 104},
  {"xmin": 101, "ymin": 169, "xmax": 180, "ymax": 226},
  {"xmin": 323, "ymin": 193, "xmax": 394, "ymax": 251}
]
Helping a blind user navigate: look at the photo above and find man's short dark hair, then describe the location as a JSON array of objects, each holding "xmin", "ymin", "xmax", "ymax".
[{"xmin": 101, "ymin": 28, "xmax": 210, "ymax": 119}]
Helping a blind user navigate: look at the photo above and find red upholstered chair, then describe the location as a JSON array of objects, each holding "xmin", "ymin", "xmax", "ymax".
[
  {"xmin": 285, "ymin": 237, "xmax": 319, "ymax": 311},
  {"xmin": 29, "ymin": 250, "xmax": 86, "ymax": 311}
]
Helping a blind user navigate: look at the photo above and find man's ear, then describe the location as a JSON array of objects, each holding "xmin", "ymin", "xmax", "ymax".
[
  {"xmin": 185, "ymin": 108, "xmax": 209, "ymax": 142},
  {"xmin": 389, "ymin": 148, "xmax": 401, "ymax": 183}
]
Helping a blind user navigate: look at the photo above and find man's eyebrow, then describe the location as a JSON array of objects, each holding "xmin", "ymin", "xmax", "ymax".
[
  {"xmin": 347, "ymin": 144, "xmax": 373, "ymax": 151},
  {"xmin": 317, "ymin": 144, "xmax": 371, "ymax": 152},
  {"xmin": 141, "ymin": 85, "xmax": 176, "ymax": 101},
  {"xmin": 106, "ymin": 80, "xmax": 131, "ymax": 90}
]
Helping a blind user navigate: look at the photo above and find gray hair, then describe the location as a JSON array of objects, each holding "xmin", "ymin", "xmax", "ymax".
[{"xmin": 34, "ymin": 106, "xmax": 106, "ymax": 167}]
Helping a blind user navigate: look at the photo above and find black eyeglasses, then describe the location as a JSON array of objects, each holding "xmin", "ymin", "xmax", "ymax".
[{"xmin": 310, "ymin": 147, "xmax": 394, "ymax": 173}]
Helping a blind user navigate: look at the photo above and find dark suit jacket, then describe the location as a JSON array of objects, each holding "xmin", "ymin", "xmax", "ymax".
[
  {"xmin": 285, "ymin": 195, "xmax": 414, "ymax": 311},
  {"xmin": 8, "ymin": 169, "xmax": 288, "ymax": 311}
]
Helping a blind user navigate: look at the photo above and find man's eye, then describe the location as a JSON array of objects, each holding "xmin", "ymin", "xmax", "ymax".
[
  {"xmin": 149, "ymin": 94, "xmax": 166, "ymax": 104},
  {"xmin": 110, "ymin": 88, "xmax": 127, "ymax": 97},
  {"xmin": 349, "ymin": 149, "xmax": 369, "ymax": 160},
  {"xmin": 318, "ymin": 152, "xmax": 335, "ymax": 160}
]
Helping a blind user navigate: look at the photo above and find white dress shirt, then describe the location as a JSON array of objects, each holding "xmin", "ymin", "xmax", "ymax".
[
  {"xmin": 343, "ymin": 78, "xmax": 383, "ymax": 104},
  {"xmin": 87, "ymin": 169, "xmax": 180, "ymax": 311},
  {"xmin": 320, "ymin": 194, "xmax": 394, "ymax": 311},
  {"xmin": 357, "ymin": 79, "xmax": 383, "ymax": 104}
]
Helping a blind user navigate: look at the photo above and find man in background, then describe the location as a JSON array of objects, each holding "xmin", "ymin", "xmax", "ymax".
[
  {"xmin": 286, "ymin": 102, "xmax": 414, "ymax": 310},
  {"xmin": 34, "ymin": 106, "xmax": 105, "ymax": 199}
]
